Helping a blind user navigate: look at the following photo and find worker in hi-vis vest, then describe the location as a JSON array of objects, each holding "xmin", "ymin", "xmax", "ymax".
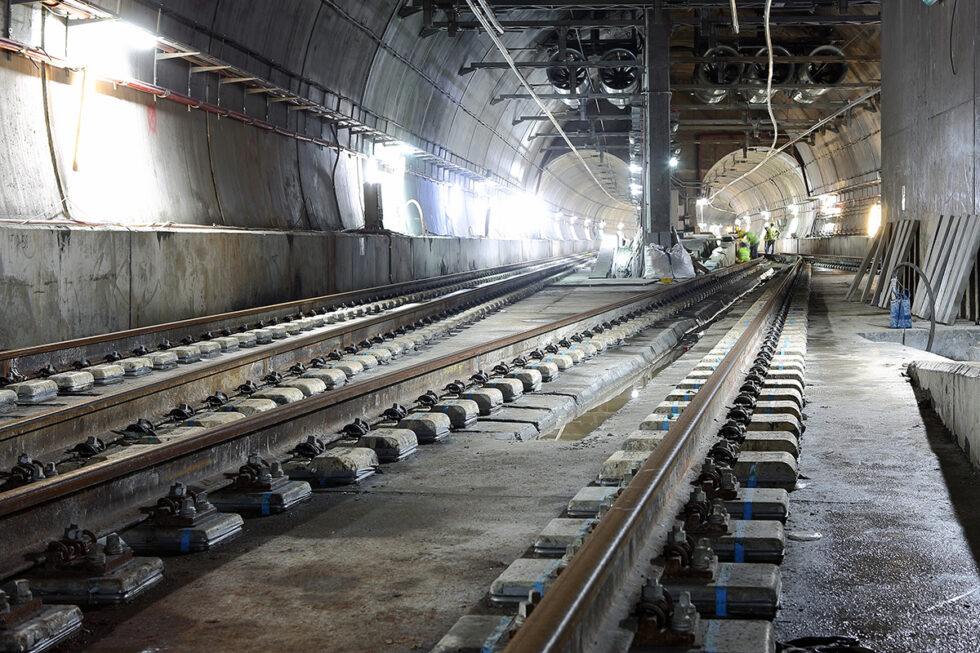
[
  {"xmin": 736, "ymin": 241, "xmax": 751, "ymax": 263},
  {"xmin": 736, "ymin": 228, "xmax": 761, "ymax": 259},
  {"xmin": 764, "ymin": 223, "xmax": 779, "ymax": 255}
]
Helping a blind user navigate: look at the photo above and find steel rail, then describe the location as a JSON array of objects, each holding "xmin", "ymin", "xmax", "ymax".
[
  {"xmin": 0, "ymin": 260, "xmax": 763, "ymax": 521},
  {"xmin": 0, "ymin": 253, "xmax": 587, "ymax": 367},
  {"xmin": 503, "ymin": 259, "xmax": 802, "ymax": 653},
  {"xmin": 0, "ymin": 257, "xmax": 588, "ymax": 469}
]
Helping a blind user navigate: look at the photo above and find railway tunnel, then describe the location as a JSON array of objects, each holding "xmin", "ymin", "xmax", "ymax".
[{"xmin": 0, "ymin": 2, "xmax": 978, "ymax": 652}]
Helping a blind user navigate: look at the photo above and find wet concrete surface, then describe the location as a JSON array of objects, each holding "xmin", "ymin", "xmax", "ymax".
[
  {"xmin": 66, "ymin": 282, "xmax": 762, "ymax": 653},
  {"xmin": 775, "ymin": 270, "xmax": 980, "ymax": 653}
]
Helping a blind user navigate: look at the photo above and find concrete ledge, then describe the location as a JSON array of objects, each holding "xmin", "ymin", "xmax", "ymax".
[
  {"xmin": 0, "ymin": 223, "xmax": 595, "ymax": 349},
  {"xmin": 908, "ymin": 360, "xmax": 980, "ymax": 468},
  {"xmin": 776, "ymin": 235, "xmax": 871, "ymax": 259}
]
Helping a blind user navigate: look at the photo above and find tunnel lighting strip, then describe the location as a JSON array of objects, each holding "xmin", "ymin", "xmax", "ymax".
[{"xmin": 464, "ymin": 0, "xmax": 633, "ymax": 211}]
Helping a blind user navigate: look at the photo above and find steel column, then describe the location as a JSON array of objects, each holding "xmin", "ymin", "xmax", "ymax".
[{"xmin": 644, "ymin": 3, "xmax": 671, "ymax": 247}]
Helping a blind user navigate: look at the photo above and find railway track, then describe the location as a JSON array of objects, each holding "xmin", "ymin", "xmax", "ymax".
[
  {"xmin": 0, "ymin": 254, "xmax": 586, "ymax": 571},
  {"xmin": 0, "ymin": 256, "xmax": 772, "ymax": 595},
  {"xmin": 431, "ymin": 259, "xmax": 810, "ymax": 653},
  {"xmin": 800, "ymin": 253, "xmax": 862, "ymax": 271},
  {"xmin": 0, "ymin": 254, "xmax": 589, "ymax": 471}
]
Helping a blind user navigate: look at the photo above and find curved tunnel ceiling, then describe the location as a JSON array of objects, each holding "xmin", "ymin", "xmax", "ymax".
[
  {"xmin": 537, "ymin": 150, "xmax": 638, "ymax": 230},
  {"xmin": 59, "ymin": 1, "xmax": 880, "ymax": 232},
  {"xmin": 682, "ymin": 19, "xmax": 881, "ymax": 232},
  {"xmin": 116, "ymin": 1, "xmax": 640, "ymax": 221},
  {"xmin": 700, "ymin": 148, "xmax": 808, "ymax": 223}
]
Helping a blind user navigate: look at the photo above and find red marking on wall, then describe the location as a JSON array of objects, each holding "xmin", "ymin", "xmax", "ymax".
[{"xmin": 147, "ymin": 104, "xmax": 157, "ymax": 134}]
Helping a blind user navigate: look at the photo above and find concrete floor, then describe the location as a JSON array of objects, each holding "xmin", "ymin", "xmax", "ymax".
[
  {"xmin": 776, "ymin": 269, "xmax": 980, "ymax": 652},
  {"xmin": 69, "ymin": 281, "xmax": 760, "ymax": 653}
]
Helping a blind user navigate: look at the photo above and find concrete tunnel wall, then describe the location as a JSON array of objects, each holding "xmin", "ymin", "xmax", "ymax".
[
  {"xmin": 882, "ymin": 1, "xmax": 980, "ymax": 268},
  {"xmin": 0, "ymin": 225, "xmax": 593, "ymax": 349},
  {"xmin": 0, "ymin": 1, "xmax": 615, "ymax": 349},
  {"xmin": 0, "ymin": 1, "xmax": 630, "ymax": 229}
]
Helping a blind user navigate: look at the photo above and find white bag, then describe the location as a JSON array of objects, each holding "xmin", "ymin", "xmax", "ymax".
[
  {"xmin": 643, "ymin": 245, "xmax": 672, "ymax": 279},
  {"xmin": 644, "ymin": 243, "xmax": 696, "ymax": 279},
  {"xmin": 668, "ymin": 243, "xmax": 696, "ymax": 279}
]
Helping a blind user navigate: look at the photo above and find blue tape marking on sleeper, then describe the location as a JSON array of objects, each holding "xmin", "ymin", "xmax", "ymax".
[
  {"xmin": 742, "ymin": 501, "xmax": 753, "ymax": 520},
  {"xmin": 715, "ymin": 563, "xmax": 733, "ymax": 617},
  {"xmin": 733, "ymin": 519, "xmax": 747, "ymax": 562},
  {"xmin": 748, "ymin": 462, "xmax": 757, "ymax": 488},
  {"xmin": 481, "ymin": 616, "xmax": 513, "ymax": 653},
  {"xmin": 662, "ymin": 420, "xmax": 670, "ymax": 430},
  {"xmin": 715, "ymin": 585, "xmax": 728, "ymax": 617},
  {"xmin": 261, "ymin": 493, "xmax": 272, "ymax": 516},
  {"xmin": 180, "ymin": 528, "xmax": 192, "ymax": 553}
]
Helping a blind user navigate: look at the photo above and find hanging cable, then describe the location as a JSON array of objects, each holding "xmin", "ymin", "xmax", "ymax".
[
  {"xmin": 474, "ymin": 0, "xmax": 505, "ymax": 35},
  {"xmin": 464, "ymin": 0, "xmax": 632, "ymax": 209},
  {"xmin": 702, "ymin": 0, "xmax": 776, "ymax": 205},
  {"xmin": 761, "ymin": 0, "xmax": 778, "ymax": 152}
]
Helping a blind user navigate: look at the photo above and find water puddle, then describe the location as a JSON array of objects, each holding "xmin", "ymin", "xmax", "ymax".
[
  {"xmin": 542, "ymin": 336, "xmax": 696, "ymax": 441},
  {"xmin": 778, "ymin": 636, "xmax": 875, "ymax": 652},
  {"xmin": 786, "ymin": 530, "xmax": 823, "ymax": 542}
]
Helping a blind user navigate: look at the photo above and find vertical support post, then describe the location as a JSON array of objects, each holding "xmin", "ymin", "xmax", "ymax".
[{"xmin": 644, "ymin": 2, "xmax": 672, "ymax": 248}]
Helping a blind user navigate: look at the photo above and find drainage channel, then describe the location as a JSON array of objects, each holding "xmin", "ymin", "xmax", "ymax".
[
  {"xmin": 428, "ymin": 260, "xmax": 809, "ymax": 653},
  {"xmin": 0, "ymin": 262, "xmax": 773, "ymax": 653}
]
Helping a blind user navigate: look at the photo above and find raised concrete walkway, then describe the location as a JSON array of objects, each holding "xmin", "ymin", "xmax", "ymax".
[{"xmin": 776, "ymin": 269, "xmax": 980, "ymax": 653}]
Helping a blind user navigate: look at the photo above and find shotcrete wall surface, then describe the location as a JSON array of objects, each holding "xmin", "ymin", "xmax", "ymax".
[
  {"xmin": 882, "ymin": 2, "xmax": 980, "ymax": 263},
  {"xmin": 0, "ymin": 224, "xmax": 594, "ymax": 349},
  {"xmin": 777, "ymin": 235, "xmax": 871, "ymax": 259}
]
